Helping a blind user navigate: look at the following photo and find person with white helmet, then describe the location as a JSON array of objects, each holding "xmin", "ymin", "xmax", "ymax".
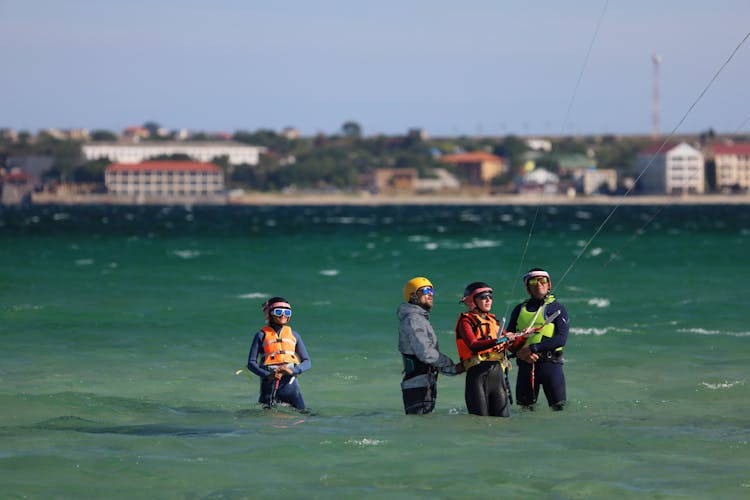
[
  {"xmin": 507, "ymin": 268, "xmax": 569, "ymax": 411},
  {"xmin": 247, "ymin": 296, "xmax": 311, "ymax": 410},
  {"xmin": 455, "ymin": 281, "xmax": 511, "ymax": 417},
  {"xmin": 397, "ymin": 276, "xmax": 463, "ymax": 414}
]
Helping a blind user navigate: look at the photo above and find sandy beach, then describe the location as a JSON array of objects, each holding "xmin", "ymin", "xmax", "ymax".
[{"xmin": 29, "ymin": 190, "xmax": 750, "ymax": 206}]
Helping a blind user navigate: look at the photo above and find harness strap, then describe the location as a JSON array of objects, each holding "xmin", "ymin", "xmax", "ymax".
[{"xmin": 462, "ymin": 350, "xmax": 505, "ymax": 370}]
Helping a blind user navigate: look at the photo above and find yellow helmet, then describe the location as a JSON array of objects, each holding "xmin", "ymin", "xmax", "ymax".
[{"xmin": 403, "ymin": 276, "xmax": 433, "ymax": 302}]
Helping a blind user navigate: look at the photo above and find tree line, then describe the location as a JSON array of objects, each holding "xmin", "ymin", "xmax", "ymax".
[{"xmin": 1, "ymin": 122, "xmax": 727, "ymax": 192}]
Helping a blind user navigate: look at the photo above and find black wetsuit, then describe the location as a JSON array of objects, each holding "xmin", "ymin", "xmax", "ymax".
[{"xmin": 508, "ymin": 297, "xmax": 569, "ymax": 410}]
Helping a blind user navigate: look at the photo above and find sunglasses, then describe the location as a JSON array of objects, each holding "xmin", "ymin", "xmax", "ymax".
[
  {"xmin": 475, "ymin": 291, "xmax": 493, "ymax": 300},
  {"xmin": 418, "ymin": 286, "xmax": 435, "ymax": 296},
  {"xmin": 527, "ymin": 277, "xmax": 549, "ymax": 286},
  {"xmin": 271, "ymin": 308, "xmax": 292, "ymax": 317}
]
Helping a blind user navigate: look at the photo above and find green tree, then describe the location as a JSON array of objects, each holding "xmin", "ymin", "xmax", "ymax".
[
  {"xmin": 90, "ymin": 129, "xmax": 118, "ymax": 141},
  {"xmin": 341, "ymin": 121, "xmax": 362, "ymax": 139}
]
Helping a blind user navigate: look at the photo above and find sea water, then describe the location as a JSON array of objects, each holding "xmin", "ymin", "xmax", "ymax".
[{"xmin": 1, "ymin": 204, "xmax": 748, "ymax": 499}]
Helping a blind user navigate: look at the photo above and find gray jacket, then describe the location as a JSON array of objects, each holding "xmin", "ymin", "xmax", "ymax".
[{"xmin": 397, "ymin": 302, "xmax": 458, "ymax": 388}]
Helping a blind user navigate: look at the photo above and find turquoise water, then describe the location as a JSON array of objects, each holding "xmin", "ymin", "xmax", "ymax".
[{"xmin": 1, "ymin": 204, "xmax": 749, "ymax": 499}]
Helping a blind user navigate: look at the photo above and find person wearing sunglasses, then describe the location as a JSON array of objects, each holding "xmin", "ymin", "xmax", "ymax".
[
  {"xmin": 455, "ymin": 281, "xmax": 511, "ymax": 417},
  {"xmin": 507, "ymin": 268, "xmax": 569, "ymax": 411},
  {"xmin": 398, "ymin": 276, "xmax": 464, "ymax": 415},
  {"xmin": 246, "ymin": 296, "xmax": 311, "ymax": 410}
]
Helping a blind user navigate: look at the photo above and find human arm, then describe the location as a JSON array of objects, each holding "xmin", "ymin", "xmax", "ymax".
[
  {"xmin": 456, "ymin": 315, "xmax": 503, "ymax": 352},
  {"xmin": 247, "ymin": 331, "xmax": 274, "ymax": 378},
  {"xmin": 404, "ymin": 313, "xmax": 457, "ymax": 374},
  {"xmin": 291, "ymin": 331, "xmax": 312, "ymax": 375}
]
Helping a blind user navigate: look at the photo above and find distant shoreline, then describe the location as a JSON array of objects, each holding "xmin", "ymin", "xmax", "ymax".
[{"xmin": 28, "ymin": 191, "xmax": 750, "ymax": 207}]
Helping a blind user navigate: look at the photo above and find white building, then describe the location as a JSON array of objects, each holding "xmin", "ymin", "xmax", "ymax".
[
  {"xmin": 83, "ymin": 141, "xmax": 265, "ymax": 166},
  {"xmin": 526, "ymin": 138, "xmax": 552, "ymax": 152},
  {"xmin": 711, "ymin": 143, "xmax": 750, "ymax": 192},
  {"xmin": 635, "ymin": 142, "xmax": 705, "ymax": 194},
  {"xmin": 105, "ymin": 161, "xmax": 225, "ymax": 198},
  {"xmin": 572, "ymin": 168, "xmax": 618, "ymax": 194},
  {"xmin": 518, "ymin": 168, "xmax": 559, "ymax": 194}
]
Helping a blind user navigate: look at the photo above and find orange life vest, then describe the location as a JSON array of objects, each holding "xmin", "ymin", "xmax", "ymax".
[
  {"xmin": 260, "ymin": 325, "xmax": 300, "ymax": 366},
  {"xmin": 455, "ymin": 312, "xmax": 504, "ymax": 368}
]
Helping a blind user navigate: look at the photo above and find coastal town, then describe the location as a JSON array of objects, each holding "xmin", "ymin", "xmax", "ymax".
[{"xmin": 1, "ymin": 123, "xmax": 749, "ymax": 206}]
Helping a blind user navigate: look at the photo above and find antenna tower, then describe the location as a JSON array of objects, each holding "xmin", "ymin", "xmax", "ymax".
[{"xmin": 651, "ymin": 53, "xmax": 662, "ymax": 138}]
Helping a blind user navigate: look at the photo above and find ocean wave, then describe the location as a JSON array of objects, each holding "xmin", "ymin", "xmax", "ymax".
[
  {"xmin": 319, "ymin": 269, "xmax": 339, "ymax": 276},
  {"xmin": 172, "ymin": 249, "xmax": 201, "ymax": 259},
  {"xmin": 346, "ymin": 438, "xmax": 386, "ymax": 447},
  {"xmin": 75, "ymin": 259, "xmax": 94, "ymax": 266},
  {"xmin": 571, "ymin": 327, "xmax": 623, "ymax": 336},
  {"xmin": 679, "ymin": 328, "xmax": 750, "ymax": 337},
  {"xmin": 408, "ymin": 235, "xmax": 430, "ymax": 242},
  {"xmin": 587, "ymin": 298, "xmax": 610, "ymax": 308},
  {"xmin": 701, "ymin": 380, "xmax": 743, "ymax": 390},
  {"xmin": 461, "ymin": 239, "xmax": 501, "ymax": 249},
  {"xmin": 6, "ymin": 304, "xmax": 44, "ymax": 312},
  {"xmin": 237, "ymin": 293, "xmax": 268, "ymax": 299}
]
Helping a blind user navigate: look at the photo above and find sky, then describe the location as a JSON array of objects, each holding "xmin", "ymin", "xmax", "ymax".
[{"xmin": 2, "ymin": 0, "xmax": 749, "ymax": 138}]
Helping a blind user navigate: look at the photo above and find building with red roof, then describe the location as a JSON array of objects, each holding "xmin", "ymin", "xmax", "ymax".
[
  {"xmin": 104, "ymin": 161, "xmax": 225, "ymax": 199},
  {"xmin": 440, "ymin": 151, "xmax": 506, "ymax": 185},
  {"xmin": 710, "ymin": 143, "xmax": 750, "ymax": 192}
]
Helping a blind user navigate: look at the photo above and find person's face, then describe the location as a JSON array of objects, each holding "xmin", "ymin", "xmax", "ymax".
[
  {"xmin": 526, "ymin": 276, "xmax": 550, "ymax": 300},
  {"xmin": 416, "ymin": 286, "xmax": 434, "ymax": 309},
  {"xmin": 270, "ymin": 307, "xmax": 292, "ymax": 325},
  {"xmin": 473, "ymin": 291, "xmax": 493, "ymax": 312}
]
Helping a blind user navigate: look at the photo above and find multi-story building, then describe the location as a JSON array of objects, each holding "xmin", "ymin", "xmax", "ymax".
[
  {"xmin": 84, "ymin": 141, "xmax": 265, "ymax": 166},
  {"xmin": 711, "ymin": 143, "xmax": 750, "ymax": 192},
  {"xmin": 104, "ymin": 160, "xmax": 225, "ymax": 199},
  {"xmin": 440, "ymin": 151, "xmax": 506, "ymax": 185},
  {"xmin": 635, "ymin": 142, "xmax": 705, "ymax": 194}
]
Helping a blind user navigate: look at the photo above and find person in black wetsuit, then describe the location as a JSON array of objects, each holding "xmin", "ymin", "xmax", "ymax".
[
  {"xmin": 247, "ymin": 297, "xmax": 311, "ymax": 410},
  {"xmin": 454, "ymin": 282, "xmax": 511, "ymax": 417},
  {"xmin": 508, "ymin": 268, "xmax": 569, "ymax": 411}
]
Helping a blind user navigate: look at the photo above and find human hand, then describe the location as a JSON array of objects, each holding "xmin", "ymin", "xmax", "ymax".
[
  {"xmin": 503, "ymin": 331, "xmax": 517, "ymax": 341},
  {"xmin": 517, "ymin": 346, "xmax": 539, "ymax": 363},
  {"xmin": 455, "ymin": 362, "xmax": 465, "ymax": 374},
  {"xmin": 278, "ymin": 364, "xmax": 294, "ymax": 376}
]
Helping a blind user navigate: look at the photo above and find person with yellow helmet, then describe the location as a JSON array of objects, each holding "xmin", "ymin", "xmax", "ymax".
[
  {"xmin": 247, "ymin": 296, "xmax": 311, "ymax": 410},
  {"xmin": 455, "ymin": 281, "xmax": 511, "ymax": 417},
  {"xmin": 507, "ymin": 268, "xmax": 569, "ymax": 411},
  {"xmin": 397, "ymin": 276, "xmax": 463, "ymax": 414}
]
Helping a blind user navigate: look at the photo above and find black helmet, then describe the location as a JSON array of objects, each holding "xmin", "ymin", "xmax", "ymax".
[{"xmin": 459, "ymin": 281, "xmax": 493, "ymax": 307}]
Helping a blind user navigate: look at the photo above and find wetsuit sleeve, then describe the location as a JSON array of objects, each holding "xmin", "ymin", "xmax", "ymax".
[
  {"xmin": 404, "ymin": 313, "xmax": 456, "ymax": 373},
  {"xmin": 291, "ymin": 331, "xmax": 311, "ymax": 375},
  {"xmin": 529, "ymin": 302, "xmax": 569, "ymax": 353},
  {"xmin": 456, "ymin": 315, "xmax": 499, "ymax": 352},
  {"xmin": 247, "ymin": 330, "xmax": 273, "ymax": 378}
]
